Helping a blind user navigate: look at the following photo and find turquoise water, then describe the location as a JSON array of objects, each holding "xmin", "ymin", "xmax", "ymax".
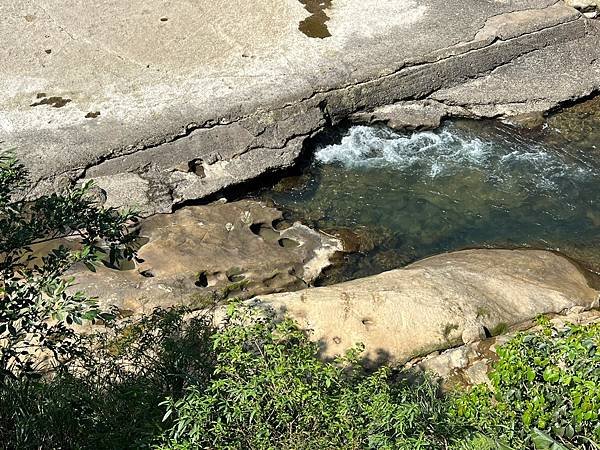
[{"xmin": 259, "ymin": 115, "xmax": 600, "ymax": 284}]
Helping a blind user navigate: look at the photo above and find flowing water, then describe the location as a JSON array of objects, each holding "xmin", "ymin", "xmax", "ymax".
[{"xmin": 258, "ymin": 100, "xmax": 600, "ymax": 284}]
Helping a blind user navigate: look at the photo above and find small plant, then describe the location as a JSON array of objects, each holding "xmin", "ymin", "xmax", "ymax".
[
  {"xmin": 443, "ymin": 322, "xmax": 460, "ymax": 340},
  {"xmin": 0, "ymin": 307, "xmax": 215, "ymax": 449},
  {"xmin": 491, "ymin": 322, "xmax": 509, "ymax": 336}
]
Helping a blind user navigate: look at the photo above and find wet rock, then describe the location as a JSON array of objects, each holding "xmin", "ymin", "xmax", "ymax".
[
  {"xmin": 323, "ymin": 228, "xmax": 361, "ymax": 253},
  {"xmin": 272, "ymin": 174, "xmax": 310, "ymax": 192},
  {"xmin": 504, "ymin": 111, "xmax": 546, "ymax": 129},
  {"xmin": 546, "ymin": 96, "xmax": 600, "ymax": 151},
  {"xmin": 371, "ymin": 249, "xmax": 413, "ymax": 271},
  {"xmin": 251, "ymin": 249, "xmax": 600, "ymax": 365},
  {"xmin": 71, "ymin": 200, "xmax": 342, "ymax": 315}
]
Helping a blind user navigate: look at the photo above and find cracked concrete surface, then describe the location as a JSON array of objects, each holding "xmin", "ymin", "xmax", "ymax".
[{"xmin": 1, "ymin": 0, "xmax": 600, "ymax": 213}]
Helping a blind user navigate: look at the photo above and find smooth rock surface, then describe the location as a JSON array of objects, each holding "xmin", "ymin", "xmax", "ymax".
[
  {"xmin": 253, "ymin": 249, "xmax": 600, "ymax": 365},
  {"xmin": 69, "ymin": 200, "xmax": 342, "ymax": 315},
  {"xmin": 2, "ymin": 1, "xmax": 600, "ymax": 212}
]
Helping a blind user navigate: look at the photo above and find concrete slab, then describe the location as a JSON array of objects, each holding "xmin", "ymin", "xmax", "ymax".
[{"xmin": 1, "ymin": 0, "xmax": 599, "ymax": 213}]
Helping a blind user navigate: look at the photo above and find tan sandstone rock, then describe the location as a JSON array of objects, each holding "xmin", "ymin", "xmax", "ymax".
[
  {"xmin": 69, "ymin": 200, "xmax": 342, "ymax": 315},
  {"xmin": 252, "ymin": 249, "xmax": 600, "ymax": 365}
]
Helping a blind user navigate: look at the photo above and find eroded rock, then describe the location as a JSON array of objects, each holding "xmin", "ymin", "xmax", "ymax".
[
  {"xmin": 71, "ymin": 200, "xmax": 342, "ymax": 315},
  {"xmin": 4, "ymin": 1, "xmax": 600, "ymax": 212},
  {"xmin": 251, "ymin": 249, "xmax": 600, "ymax": 365},
  {"xmin": 350, "ymin": 101, "xmax": 453, "ymax": 131}
]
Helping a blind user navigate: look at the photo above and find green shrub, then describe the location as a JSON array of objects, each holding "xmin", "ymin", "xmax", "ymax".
[
  {"xmin": 453, "ymin": 318, "xmax": 600, "ymax": 449},
  {"xmin": 3, "ymin": 298, "xmax": 600, "ymax": 449},
  {"xmin": 158, "ymin": 303, "xmax": 469, "ymax": 450},
  {"xmin": 0, "ymin": 307, "xmax": 215, "ymax": 449},
  {"xmin": 0, "ymin": 154, "xmax": 137, "ymax": 381}
]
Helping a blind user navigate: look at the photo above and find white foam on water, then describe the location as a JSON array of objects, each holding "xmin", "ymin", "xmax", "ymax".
[
  {"xmin": 314, "ymin": 125, "xmax": 595, "ymax": 192},
  {"xmin": 315, "ymin": 126, "xmax": 490, "ymax": 173}
]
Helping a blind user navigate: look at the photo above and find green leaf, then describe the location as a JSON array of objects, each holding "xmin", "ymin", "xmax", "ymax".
[{"xmin": 531, "ymin": 429, "xmax": 568, "ymax": 450}]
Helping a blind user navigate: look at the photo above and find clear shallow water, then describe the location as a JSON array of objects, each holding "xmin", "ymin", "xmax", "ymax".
[{"xmin": 259, "ymin": 116, "xmax": 600, "ymax": 284}]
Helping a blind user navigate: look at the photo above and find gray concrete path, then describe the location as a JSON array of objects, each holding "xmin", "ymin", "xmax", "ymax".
[{"xmin": 1, "ymin": 0, "xmax": 599, "ymax": 213}]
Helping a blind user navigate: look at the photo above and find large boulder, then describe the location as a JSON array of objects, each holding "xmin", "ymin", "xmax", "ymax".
[{"xmin": 253, "ymin": 250, "xmax": 599, "ymax": 365}]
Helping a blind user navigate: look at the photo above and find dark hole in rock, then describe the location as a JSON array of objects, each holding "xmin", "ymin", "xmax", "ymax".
[
  {"xmin": 196, "ymin": 272, "xmax": 209, "ymax": 288},
  {"xmin": 249, "ymin": 223, "xmax": 262, "ymax": 235},
  {"xmin": 362, "ymin": 318, "xmax": 374, "ymax": 326},
  {"xmin": 139, "ymin": 270, "xmax": 155, "ymax": 278},
  {"xmin": 45, "ymin": 49, "xmax": 52, "ymax": 54},
  {"xmin": 31, "ymin": 96, "xmax": 72, "ymax": 108},
  {"xmin": 250, "ymin": 223, "xmax": 280, "ymax": 242},
  {"xmin": 85, "ymin": 111, "xmax": 101, "ymax": 119},
  {"xmin": 483, "ymin": 326, "xmax": 492, "ymax": 339},
  {"xmin": 160, "ymin": 17, "xmax": 168, "ymax": 21},
  {"xmin": 134, "ymin": 257, "xmax": 145, "ymax": 264},
  {"xmin": 298, "ymin": 0, "xmax": 332, "ymax": 39},
  {"xmin": 187, "ymin": 159, "xmax": 206, "ymax": 178},
  {"xmin": 278, "ymin": 238, "xmax": 300, "ymax": 248}
]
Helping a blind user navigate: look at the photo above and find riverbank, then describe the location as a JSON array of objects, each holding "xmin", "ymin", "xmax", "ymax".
[{"xmin": 2, "ymin": 1, "xmax": 600, "ymax": 214}]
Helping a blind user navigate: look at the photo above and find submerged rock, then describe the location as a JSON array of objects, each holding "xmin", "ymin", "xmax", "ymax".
[
  {"xmin": 252, "ymin": 249, "xmax": 600, "ymax": 365},
  {"xmin": 546, "ymin": 96, "xmax": 600, "ymax": 152},
  {"xmin": 71, "ymin": 200, "xmax": 342, "ymax": 315}
]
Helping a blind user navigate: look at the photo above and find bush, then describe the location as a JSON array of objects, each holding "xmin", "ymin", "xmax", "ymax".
[
  {"xmin": 158, "ymin": 304, "xmax": 469, "ymax": 450},
  {"xmin": 0, "ymin": 154, "xmax": 137, "ymax": 381},
  {"xmin": 2, "ymin": 299, "xmax": 600, "ymax": 449},
  {"xmin": 453, "ymin": 318, "xmax": 600, "ymax": 449},
  {"xmin": 0, "ymin": 307, "xmax": 215, "ymax": 449}
]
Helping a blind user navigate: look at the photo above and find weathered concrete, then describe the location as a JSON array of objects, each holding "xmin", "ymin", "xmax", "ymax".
[
  {"xmin": 2, "ymin": 1, "xmax": 600, "ymax": 212},
  {"xmin": 252, "ymin": 249, "xmax": 600, "ymax": 365}
]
